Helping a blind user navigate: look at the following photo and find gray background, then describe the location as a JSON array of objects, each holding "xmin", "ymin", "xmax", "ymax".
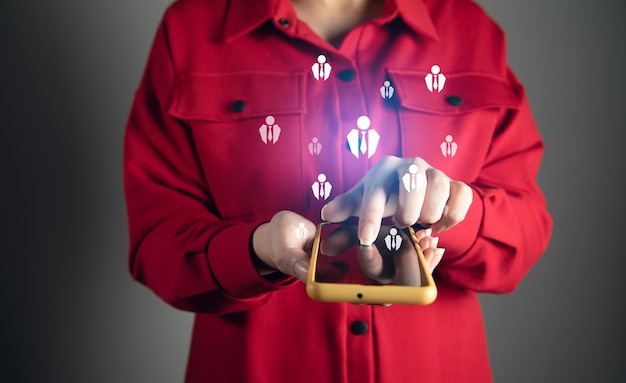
[{"xmin": 1, "ymin": 0, "xmax": 624, "ymax": 382}]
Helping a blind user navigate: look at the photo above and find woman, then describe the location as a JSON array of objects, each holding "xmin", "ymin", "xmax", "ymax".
[{"xmin": 124, "ymin": 0, "xmax": 552, "ymax": 381}]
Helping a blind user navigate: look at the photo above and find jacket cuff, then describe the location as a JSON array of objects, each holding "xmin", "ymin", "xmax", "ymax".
[{"xmin": 207, "ymin": 222, "xmax": 297, "ymax": 299}]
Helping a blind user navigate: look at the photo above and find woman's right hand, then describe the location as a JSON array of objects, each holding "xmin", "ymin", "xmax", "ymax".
[{"xmin": 252, "ymin": 211, "xmax": 316, "ymax": 282}]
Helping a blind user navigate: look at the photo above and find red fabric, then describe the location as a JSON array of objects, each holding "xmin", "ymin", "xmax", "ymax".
[{"xmin": 124, "ymin": 0, "xmax": 553, "ymax": 382}]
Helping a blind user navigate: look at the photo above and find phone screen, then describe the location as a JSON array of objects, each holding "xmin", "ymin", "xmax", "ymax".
[{"xmin": 314, "ymin": 223, "xmax": 427, "ymax": 287}]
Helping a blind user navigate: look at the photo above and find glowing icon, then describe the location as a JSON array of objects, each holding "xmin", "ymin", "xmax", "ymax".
[
  {"xmin": 311, "ymin": 54, "xmax": 332, "ymax": 81},
  {"xmin": 296, "ymin": 223, "xmax": 309, "ymax": 240},
  {"xmin": 259, "ymin": 115, "xmax": 281, "ymax": 144},
  {"xmin": 308, "ymin": 137, "xmax": 322, "ymax": 155},
  {"xmin": 312, "ymin": 173, "xmax": 332, "ymax": 200},
  {"xmin": 346, "ymin": 116, "xmax": 380, "ymax": 159},
  {"xmin": 440, "ymin": 134, "xmax": 458, "ymax": 158},
  {"xmin": 385, "ymin": 227, "xmax": 403, "ymax": 251},
  {"xmin": 380, "ymin": 80, "xmax": 395, "ymax": 99},
  {"xmin": 401, "ymin": 164, "xmax": 424, "ymax": 193},
  {"xmin": 425, "ymin": 65, "xmax": 446, "ymax": 93}
]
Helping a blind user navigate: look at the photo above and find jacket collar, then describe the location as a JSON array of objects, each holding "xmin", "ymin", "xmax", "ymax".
[
  {"xmin": 222, "ymin": 0, "xmax": 439, "ymax": 43},
  {"xmin": 381, "ymin": 0, "xmax": 439, "ymax": 41}
]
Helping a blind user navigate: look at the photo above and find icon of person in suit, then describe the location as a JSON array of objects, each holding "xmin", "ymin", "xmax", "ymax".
[
  {"xmin": 425, "ymin": 64, "xmax": 446, "ymax": 93},
  {"xmin": 402, "ymin": 164, "xmax": 424, "ymax": 193},
  {"xmin": 309, "ymin": 137, "xmax": 322, "ymax": 155},
  {"xmin": 346, "ymin": 116, "xmax": 380, "ymax": 159},
  {"xmin": 259, "ymin": 115, "xmax": 281, "ymax": 144},
  {"xmin": 440, "ymin": 134, "xmax": 458, "ymax": 158},
  {"xmin": 385, "ymin": 227, "xmax": 403, "ymax": 251},
  {"xmin": 312, "ymin": 173, "xmax": 332, "ymax": 200},
  {"xmin": 380, "ymin": 80, "xmax": 395, "ymax": 99},
  {"xmin": 311, "ymin": 54, "xmax": 332, "ymax": 81}
]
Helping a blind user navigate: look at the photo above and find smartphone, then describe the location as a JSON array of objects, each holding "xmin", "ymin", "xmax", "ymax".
[{"xmin": 306, "ymin": 222, "xmax": 437, "ymax": 305}]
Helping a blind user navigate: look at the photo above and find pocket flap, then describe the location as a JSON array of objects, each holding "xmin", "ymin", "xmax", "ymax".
[
  {"xmin": 167, "ymin": 71, "xmax": 306, "ymax": 121},
  {"xmin": 387, "ymin": 69, "xmax": 519, "ymax": 115}
]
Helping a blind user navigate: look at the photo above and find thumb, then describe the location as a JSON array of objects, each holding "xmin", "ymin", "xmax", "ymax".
[{"xmin": 280, "ymin": 247, "xmax": 310, "ymax": 282}]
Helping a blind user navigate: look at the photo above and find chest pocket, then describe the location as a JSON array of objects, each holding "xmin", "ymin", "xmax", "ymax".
[
  {"xmin": 167, "ymin": 71, "xmax": 307, "ymax": 219},
  {"xmin": 387, "ymin": 69, "xmax": 519, "ymax": 182}
]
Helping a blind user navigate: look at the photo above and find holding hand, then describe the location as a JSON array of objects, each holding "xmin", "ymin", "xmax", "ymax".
[{"xmin": 252, "ymin": 211, "xmax": 316, "ymax": 282}]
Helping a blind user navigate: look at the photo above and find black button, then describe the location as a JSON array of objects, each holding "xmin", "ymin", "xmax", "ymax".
[
  {"xmin": 446, "ymin": 95, "xmax": 463, "ymax": 106},
  {"xmin": 231, "ymin": 100, "xmax": 246, "ymax": 113},
  {"xmin": 350, "ymin": 321, "xmax": 368, "ymax": 335},
  {"xmin": 278, "ymin": 18, "xmax": 290, "ymax": 28},
  {"xmin": 337, "ymin": 69, "xmax": 356, "ymax": 81}
]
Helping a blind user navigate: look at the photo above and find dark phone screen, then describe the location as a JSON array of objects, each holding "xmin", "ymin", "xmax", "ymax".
[{"xmin": 314, "ymin": 224, "xmax": 426, "ymax": 287}]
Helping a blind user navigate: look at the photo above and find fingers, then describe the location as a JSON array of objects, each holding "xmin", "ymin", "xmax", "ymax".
[
  {"xmin": 419, "ymin": 168, "xmax": 450, "ymax": 224},
  {"xmin": 320, "ymin": 192, "xmax": 358, "ymax": 223},
  {"xmin": 432, "ymin": 181, "xmax": 472, "ymax": 233},
  {"xmin": 395, "ymin": 161, "xmax": 451, "ymax": 228},
  {"xmin": 415, "ymin": 228, "xmax": 445, "ymax": 273},
  {"xmin": 282, "ymin": 248, "xmax": 311, "ymax": 283},
  {"xmin": 422, "ymin": 247, "xmax": 445, "ymax": 273},
  {"xmin": 395, "ymin": 162, "xmax": 426, "ymax": 226},
  {"xmin": 277, "ymin": 214, "xmax": 316, "ymax": 282},
  {"xmin": 418, "ymin": 230, "xmax": 438, "ymax": 250},
  {"xmin": 321, "ymin": 156, "xmax": 472, "ymax": 248},
  {"xmin": 357, "ymin": 185, "xmax": 387, "ymax": 246},
  {"xmin": 321, "ymin": 190, "xmax": 387, "ymax": 246},
  {"xmin": 322, "ymin": 156, "xmax": 400, "ymax": 245},
  {"xmin": 395, "ymin": 160, "xmax": 471, "ymax": 233}
]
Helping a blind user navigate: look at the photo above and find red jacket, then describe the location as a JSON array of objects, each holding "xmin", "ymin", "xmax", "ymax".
[{"xmin": 124, "ymin": 0, "xmax": 552, "ymax": 381}]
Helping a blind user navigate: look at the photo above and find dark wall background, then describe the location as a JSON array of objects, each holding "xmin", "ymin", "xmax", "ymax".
[{"xmin": 1, "ymin": 1, "xmax": 624, "ymax": 382}]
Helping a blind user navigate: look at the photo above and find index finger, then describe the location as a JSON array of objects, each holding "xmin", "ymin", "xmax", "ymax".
[
  {"xmin": 356, "ymin": 157, "xmax": 402, "ymax": 245},
  {"xmin": 357, "ymin": 185, "xmax": 388, "ymax": 246}
]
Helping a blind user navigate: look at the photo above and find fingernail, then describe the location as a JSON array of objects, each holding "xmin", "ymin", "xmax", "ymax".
[
  {"xmin": 424, "ymin": 228, "xmax": 432, "ymax": 237},
  {"xmin": 321, "ymin": 200, "xmax": 337, "ymax": 221},
  {"xmin": 359, "ymin": 223, "xmax": 375, "ymax": 246},
  {"xmin": 294, "ymin": 260, "xmax": 309, "ymax": 282},
  {"xmin": 435, "ymin": 248, "xmax": 445, "ymax": 257}
]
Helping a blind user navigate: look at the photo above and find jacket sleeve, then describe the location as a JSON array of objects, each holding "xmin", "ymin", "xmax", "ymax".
[
  {"xmin": 436, "ymin": 70, "xmax": 553, "ymax": 293},
  {"xmin": 124, "ymin": 21, "xmax": 296, "ymax": 314}
]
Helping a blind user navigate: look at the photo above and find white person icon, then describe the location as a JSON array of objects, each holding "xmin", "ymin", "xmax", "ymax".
[
  {"xmin": 425, "ymin": 64, "xmax": 446, "ymax": 93},
  {"xmin": 311, "ymin": 54, "xmax": 332, "ymax": 81},
  {"xmin": 380, "ymin": 80, "xmax": 395, "ymax": 99},
  {"xmin": 346, "ymin": 116, "xmax": 380, "ymax": 159},
  {"xmin": 440, "ymin": 134, "xmax": 458, "ymax": 158},
  {"xmin": 401, "ymin": 164, "xmax": 424, "ymax": 193},
  {"xmin": 296, "ymin": 223, "xmax": 309, "ymax": 240},
  {"xmin": 259, "ymin": 115, "xmax": 281, "ymax": 144},
  {"xmin": 385, "ymin": 227, "xmax": 403, "ymax": 251},
  {"xmin": 308, "ymin": 137, "xmax": 322, "ymax": 155},
  {"xmin": 312, "ymin": 173, "xmax": 332, "ymax": 200}
]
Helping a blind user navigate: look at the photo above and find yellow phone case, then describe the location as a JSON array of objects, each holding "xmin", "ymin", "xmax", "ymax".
[{"xmin": 306, "ymin": 222, "xmax": 437, "ymax": 305}]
